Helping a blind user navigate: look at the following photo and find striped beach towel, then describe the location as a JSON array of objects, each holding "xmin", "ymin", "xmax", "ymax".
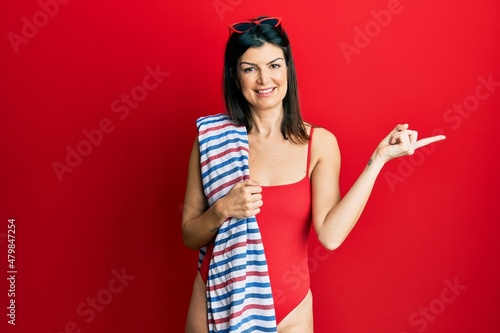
[{"xmin": 196, "ymin": 113, "xmax": 277, "ymax": 333}]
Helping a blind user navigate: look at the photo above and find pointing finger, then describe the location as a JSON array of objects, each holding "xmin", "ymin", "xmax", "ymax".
[{"xmin": 415, "ymin": 135, "xmax": 446, "ymax": 149}]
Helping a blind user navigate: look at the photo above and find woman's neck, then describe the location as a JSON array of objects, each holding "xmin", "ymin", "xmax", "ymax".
[{"xmin": 249, "ymin": 106, "xmax": 284, "ymax": 138}]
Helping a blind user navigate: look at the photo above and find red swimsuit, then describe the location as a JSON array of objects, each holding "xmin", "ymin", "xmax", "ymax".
[{"xmin": 201, "ymin": 128, "xmax": 314, "ymax": 325}]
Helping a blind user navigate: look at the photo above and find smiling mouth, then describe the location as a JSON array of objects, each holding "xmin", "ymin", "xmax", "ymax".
[{"xmin": 256, "ymin": 87, "xmax": 275, "ymax": 94}]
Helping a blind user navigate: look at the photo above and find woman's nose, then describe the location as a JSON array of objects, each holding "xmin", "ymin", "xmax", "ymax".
[{"xmin": 257, "ymin": 69, "xmax": 270, "ymax": 85}]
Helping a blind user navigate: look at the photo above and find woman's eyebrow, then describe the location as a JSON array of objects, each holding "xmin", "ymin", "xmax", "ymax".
[
  {"xmin": 239, "ymin": 57, "xmax": 284, "ymax": 67},
  {"xmin": 267, "ymin": 57, "xmax": 284, "ymax": 64}
]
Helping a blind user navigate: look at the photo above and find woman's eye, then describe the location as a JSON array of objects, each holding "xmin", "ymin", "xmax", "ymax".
[
  {"xmin": 243, "ymin": 67, "xmax": 256, "ymax": 73},
  {"xmin": 271, "ymin": 64, "xmax": 281, "ymax": 69}
]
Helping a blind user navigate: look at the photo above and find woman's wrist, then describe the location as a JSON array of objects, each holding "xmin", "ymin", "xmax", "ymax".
[
  {"xmin": 210, "ymin": 199, "xmax": 228, "ymax": 232},
  {"xmin": 368, "ymin": 151, "xmax": 386, "ymax": 169}
]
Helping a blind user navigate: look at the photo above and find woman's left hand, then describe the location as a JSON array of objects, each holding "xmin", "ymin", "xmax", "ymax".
[{"xmin": 376, "ymin": 124, "xmax": 446, "ymax": 163}]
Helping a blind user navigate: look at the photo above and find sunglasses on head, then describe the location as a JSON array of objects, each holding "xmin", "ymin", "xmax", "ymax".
[{"xmin": 228, "ymin": 17, "xmax": 283, "ymax": 36}]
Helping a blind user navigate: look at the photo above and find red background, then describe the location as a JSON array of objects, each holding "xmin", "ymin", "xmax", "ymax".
[{"xmin": 1, "ymin": 0, "xmax": 499, "ymax": 332}]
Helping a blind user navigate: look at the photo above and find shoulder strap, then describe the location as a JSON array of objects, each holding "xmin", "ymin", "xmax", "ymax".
[{"xmin": 306, "ymin": 127, "xmax": 314, "ymax": 177}]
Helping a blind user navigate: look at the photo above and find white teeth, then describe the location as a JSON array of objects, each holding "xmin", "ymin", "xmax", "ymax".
[{"xmin": 258, "ymin": 88, "xmax": 273, "ymax": 94}]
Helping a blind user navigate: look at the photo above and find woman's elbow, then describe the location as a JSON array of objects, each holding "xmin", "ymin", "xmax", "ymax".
[
  {"xmin": 181, "ymin": 224, "xmax": 201, "ymax": 250},
  {"xmin": 324, "ymin": 241, "xmax": 342, "ymax": 251},
  {"xmin": 318, "ymin": 235, "xmax": 344, "ymax": 251},
  {"xmin": 182, "ymin": 235, "xmax": 199, "ymax": 251}
]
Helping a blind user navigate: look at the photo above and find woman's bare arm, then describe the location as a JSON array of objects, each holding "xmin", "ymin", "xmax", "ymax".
[{"xmin": 311, "ymin": 124, "xmax": 445, "ymax": 250}]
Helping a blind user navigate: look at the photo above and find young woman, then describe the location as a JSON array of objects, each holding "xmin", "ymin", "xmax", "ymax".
[{"xmin": 181, "ymin": 16, "xmax": 445, "ymax": 333}]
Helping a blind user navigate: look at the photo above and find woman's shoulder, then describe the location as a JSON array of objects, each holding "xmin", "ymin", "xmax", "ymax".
[
  {"xmin": 305, "ymin": 123, "xmax": 338, "ymax": 146},
  {"xmin": 306, "ymin": 124, "xmax": 341, "ymax": 169}
]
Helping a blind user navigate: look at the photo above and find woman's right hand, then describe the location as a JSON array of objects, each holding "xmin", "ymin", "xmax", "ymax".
[{"xmin": 217, "ymin": 179, "xmax": 263, "ymax": 220}]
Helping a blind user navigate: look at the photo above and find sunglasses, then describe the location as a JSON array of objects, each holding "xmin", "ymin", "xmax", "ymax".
[{"xmin": 228, "ymin": 17, "xmax": 283, "ymax": 35}]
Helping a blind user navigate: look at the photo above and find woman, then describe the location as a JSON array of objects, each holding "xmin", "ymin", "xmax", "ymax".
[{"xmin": 181, "ymin": 16, "xmax": 445, "ymax": 333}]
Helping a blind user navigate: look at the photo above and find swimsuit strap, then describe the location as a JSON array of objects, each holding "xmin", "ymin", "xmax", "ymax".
[{"xmin": 306, "ymin": 126, "xmax": 315, "ymax": 177}]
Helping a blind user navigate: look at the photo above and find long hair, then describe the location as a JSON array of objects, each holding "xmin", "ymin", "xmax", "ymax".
[{"xmin": 223, "ymin": 16, "xmax": 309, "ymax": 144}]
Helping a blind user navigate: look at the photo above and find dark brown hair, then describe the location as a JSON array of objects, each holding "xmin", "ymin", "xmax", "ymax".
[{"xmin": 223, "ymin": 16, "xmax": 309, "ymax": 143}]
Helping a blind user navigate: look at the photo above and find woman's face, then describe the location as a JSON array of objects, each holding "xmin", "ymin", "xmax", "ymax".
[{"xmin": 236, "ymin": 42, "xmax": 288, "ymax": 113}]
